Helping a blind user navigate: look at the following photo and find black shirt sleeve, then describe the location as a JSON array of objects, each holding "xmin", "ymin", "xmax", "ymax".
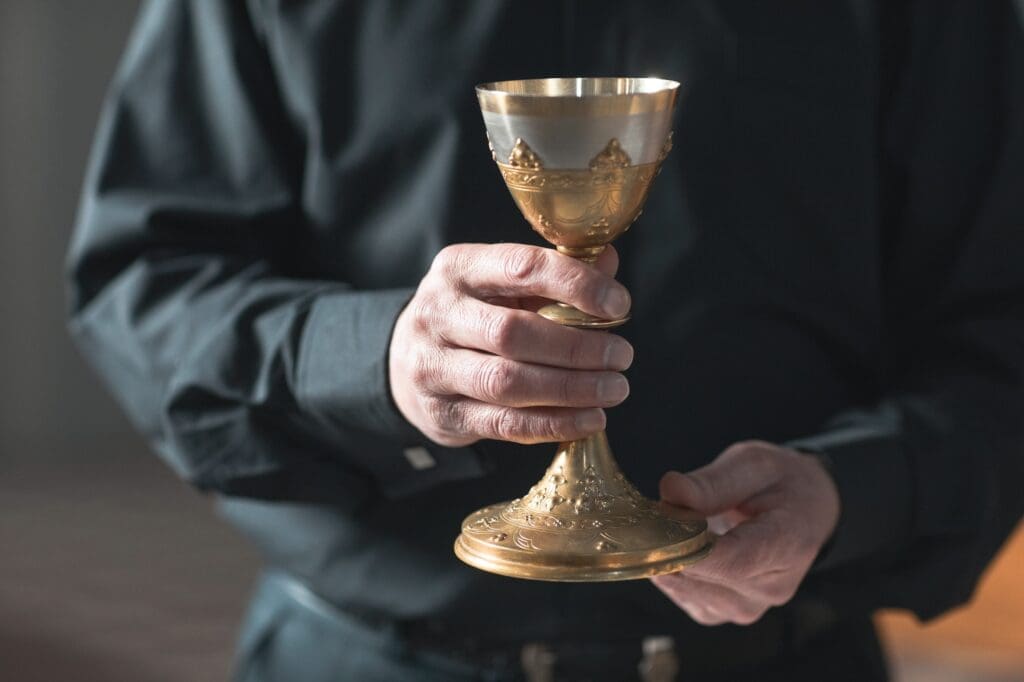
[
  {"xmin": 66, "ymin": 0, "xmax": 485, "ymax": 504},
  {"xmin": 791, "ymin": 0, "xmax": 1024, "ymax": 619}
]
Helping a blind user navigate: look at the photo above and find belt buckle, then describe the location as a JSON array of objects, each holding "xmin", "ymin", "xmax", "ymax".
[
  {"xmin": 639, "ymin": 636, "xmax": 679, "ymax": 682},
  {"xmin": 520, "ymin": 636, "xmax": 679, "ymax": 682},
  {"xmin": 521, "ymin": 642, "xmax": 556, "ymax": 682}
]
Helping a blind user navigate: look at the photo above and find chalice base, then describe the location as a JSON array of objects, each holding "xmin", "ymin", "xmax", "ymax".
[{"xmin": 454, "ymin": 431, "xmax": 712, "ymax": 582}]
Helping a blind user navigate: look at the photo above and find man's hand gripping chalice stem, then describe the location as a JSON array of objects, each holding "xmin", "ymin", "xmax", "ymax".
[
  {"xmin": 389, "ymin": 243, "xmax": 633, "ymax": 446},
  {"xmin": 389, "ymin": 243, "xmax": 841, "ymax": 625}
]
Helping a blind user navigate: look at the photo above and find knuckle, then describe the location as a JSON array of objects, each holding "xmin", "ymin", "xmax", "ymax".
[
  {"xmin": 422, "ymin": 396, "xmax": 447, "ymax": 427},
  {"xmin": 511, "ymin": 411, "xmax": 567, "ymax": 444},
  {"xmin": 483, "ymin": 311, "xmax": 520, "ymax": 354},
  {"xmin": 425, "ymin": 396, "xmax": 459, "ymax": 431},
  {"xmin": 488, "ymin": 408, "xmax": 523, "ymax": 441},
  {"xmin": 692, "ymin": 608, "xmax": 724, "ymax": 626},
  {"xmin": 760, "ymin": 576, "xmax": 798, "ymax": 606},
  {"xmin": 477, "ymin": 359, "xmax": 518, "ymax": 402},
  {"xmin": 729, "ymin": 440, "xmax": 779, "ymax": 474},
  {"xmin": 558, "ymin": 262, "xmax": 592, "ymax": 301},
  {"xmin": 734, "ymin": 606, "xmax": 768, "ymax": 626},
  {"xmin": 431, "ymin": 245, "xmax": 463, "ymax": 276},
  {"xmin": 408, "ymin": 296, "xmax": 436, "ymax": 332},
  {"xmin": 502, "ymin": 246, "xmax": 546, "ymax": 284},
  {"xmin": 409, "ymin": 353, "xmax": 434, "ymax": 387},
  {"xmin": 772, "ymin": 584, "xmax": 799, "ymax": 607},
  {"xmin": 687, "ymin": 471, "xmax": 718, "ymax": 503},
  {"xmin": 544, "ymin": 413, "xmax": 575, "ymax": 441},
  {"xmin": 686, "ymin": 609, "xmax": 709, "ymax": 625}
]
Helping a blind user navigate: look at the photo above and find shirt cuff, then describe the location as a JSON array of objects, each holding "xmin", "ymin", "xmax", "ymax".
[
  {"xmin": 296, "ymin": 288, "xmax": 488, "ymax": 498},
  {"xmin": 786, "ymin": 409, "xmax": 913, "ymax": 571}
]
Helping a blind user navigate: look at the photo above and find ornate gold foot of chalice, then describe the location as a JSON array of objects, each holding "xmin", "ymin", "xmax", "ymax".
[{"xmin": 454, "ymin": 78, "xmax": 712, "ymax": 581}]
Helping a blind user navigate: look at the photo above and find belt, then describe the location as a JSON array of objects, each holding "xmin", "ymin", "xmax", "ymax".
[{"xmin": 239, "ymin": 571, "xmax": 845, "ymax": 682}]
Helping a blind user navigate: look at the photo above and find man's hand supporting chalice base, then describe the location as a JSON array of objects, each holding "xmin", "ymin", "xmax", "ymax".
[
  {"xmin": 389, "ymin": 243, "xmax": 839, "ymax": 625},
  {"xmin": 389, "ymin": 243, "xmax": 633, "ymax": 447},
  {"xmin": 652, "ymin": 442, "xmax": 841, "ymax": 625}
]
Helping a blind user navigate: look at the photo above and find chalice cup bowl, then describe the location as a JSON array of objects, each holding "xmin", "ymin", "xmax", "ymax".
[{"xmin": 454, "ymin": 78, "xmax": 712, "ymax": 581}]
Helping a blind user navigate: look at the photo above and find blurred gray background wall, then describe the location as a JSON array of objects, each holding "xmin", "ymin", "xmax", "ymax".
[
  {"xmin": 0, "ymin": 5, "xmax": 259, "ymax": 681},
  {"xmin": 0, "ymin": 0, "xmax": 140, "ymax": 455}
]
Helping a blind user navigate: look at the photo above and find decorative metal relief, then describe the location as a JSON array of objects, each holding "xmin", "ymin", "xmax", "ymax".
[
  {"xmin": 588, "ymin": 138, "xmax": 631, "ymax": 170},
  {"xmin": 460, "ymin": 462, "xmax": 706, "ymax": 556},
  {"xmin": 507, "ymin": 137, "xmax": 543, "ymax": 169},
  {"xmin": 491, "ymin": 134, "xmax": 674, "ymax": 247}
]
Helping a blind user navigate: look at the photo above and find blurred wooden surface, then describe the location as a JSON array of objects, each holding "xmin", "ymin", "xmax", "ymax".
[
  {"xmin": 878, "ymin": 523, "xmax": 1024, "ymax": 682},
  {"xmin": 0, "ymin": 444, "xmax": 260, "ymax": 682}
]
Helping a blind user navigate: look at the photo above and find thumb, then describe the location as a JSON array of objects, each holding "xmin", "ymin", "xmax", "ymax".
[{"xmin": 659, "ymin": 443, "xmax": 782, "ymax": 515}]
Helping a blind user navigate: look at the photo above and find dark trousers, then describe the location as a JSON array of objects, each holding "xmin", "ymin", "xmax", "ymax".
[{"xmin": 233, "ymin": 572, "xmax": 890, "ymax": 682}]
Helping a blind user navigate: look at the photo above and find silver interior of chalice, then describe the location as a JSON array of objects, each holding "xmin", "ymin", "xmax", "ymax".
[{"xmin": 477, "ymin": 77, "xmax": 678, "ymax": 170}]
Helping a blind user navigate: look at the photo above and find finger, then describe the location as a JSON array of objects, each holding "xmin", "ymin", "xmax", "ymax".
[
  {"xmin": 437, "ymin": 298, "xmax": 633, "ymax": 371},
  {"xmin": 650, "ymin": 580, "xmax": 722, "ymax": 627},
  {"xmin": 659, "ymin": 441, "xmax": 785, "ymax": 515},
  {"xmin": 436, "ymin": 349, "xmax": 629, "ymax": 409},
  {"xmin": 653, "ymin": 572, "xmax": 770, "ymax": 626},
  {"xmin": 441, "ymin": 398, "xmax": 606, "ymax": 444},
  {"xmin": 651, "ymin": 573, "xmax": 768, "ymax": 626},
  {"xmin": 434, "ymin": 243, "xmax": 631, "ymax": 320},
  {"xmin": 681, "ymin": 552, "xmax": 803, "ymax": 609},
  {"xmin": 683, "ymin": 521, "xmax": 760, "ymax": 584},
  {"xmin": 684, "ymin": 511, "xmax": 799, "ymax": 587},
  {"xmin": 593, "ymin": 245, "xmax": 619, "ymax": 278}
]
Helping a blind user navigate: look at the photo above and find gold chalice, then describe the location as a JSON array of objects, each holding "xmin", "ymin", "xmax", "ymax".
[{"xmin": 454, "ymin": 78, "xmax": 712, "ymax": 581}]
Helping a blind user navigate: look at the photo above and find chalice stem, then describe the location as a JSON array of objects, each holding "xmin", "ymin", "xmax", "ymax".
[
  {"xmin": 556, "ymin": 244, "xmax": 605, "ymax": 264},
  {"xmin": 538, "ymin": 247, "xmax": 626, "ymax": 329}
]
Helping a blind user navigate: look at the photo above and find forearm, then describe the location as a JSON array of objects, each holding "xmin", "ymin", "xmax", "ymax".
[{"xmin": 792, "ymin": 360, "xmax": 1024, "ymax": 618}]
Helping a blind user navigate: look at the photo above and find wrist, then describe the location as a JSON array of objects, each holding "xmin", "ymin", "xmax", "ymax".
[
  {"xmin": 386, "ymin": 301, "xmax": 423, "ymax": 439},
  {"xmin": 791, "ymin": 446, "xmax": 842, "ymax": 550}
]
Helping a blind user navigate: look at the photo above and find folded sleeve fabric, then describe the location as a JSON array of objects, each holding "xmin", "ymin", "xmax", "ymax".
[{"xmin": 66, "ymin": 0, "xmax": 485, "ymax": 504}]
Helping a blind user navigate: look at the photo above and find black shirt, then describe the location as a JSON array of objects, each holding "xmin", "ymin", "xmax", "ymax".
[{"xmin": 68, "ymin": 0, "xmax": 1024, "ymax": 655}]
